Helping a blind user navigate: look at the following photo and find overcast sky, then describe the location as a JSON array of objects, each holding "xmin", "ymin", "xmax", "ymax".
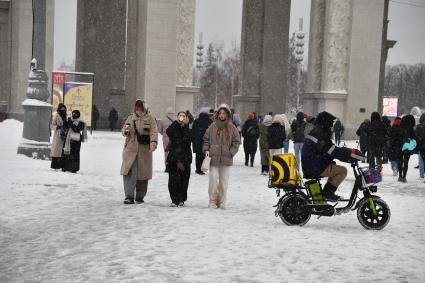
[{"xmin": 54, "ymin": 0, "xmax": 425, "ymax": 68}]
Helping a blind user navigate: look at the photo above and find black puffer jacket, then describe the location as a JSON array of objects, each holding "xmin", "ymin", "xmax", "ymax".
[
  {"xmin": 367, "ymin": 112, "xmax": 386, "ymax": 147},
  {"xmin": 291, "ymin": 112, "xmax": 306, "ymax": 143},
  {"xmin": 268, "ymin": 123, "xmax": 286, "ymax": 149},
  {"xmin": 191, "ymin": 113, "xmax": 211, "ymax": 154},
  {"xmin": 388, "ymin": 124, "xmax": 403, "ymax": 161},
  {"xmin": 166, "ymin": 121, "xmax": 193, "ymax": 164},
  {"xmin": 301, "ymin": 111, "xmax": 349, "ymax": 178},
  {"xmin": 242, "ymin": 119, "xmax": 259, "ymax": 154},
  {"xmin": 356, "ymin": 121, "xmax": 369, "ymax": 150},
  {"xmin": 400, "ymin": 115, "xmax": 417, "ymax": 154}
]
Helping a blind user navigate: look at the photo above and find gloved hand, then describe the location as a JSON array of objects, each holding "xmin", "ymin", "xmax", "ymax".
[
  {"xmin": 349, "ymin": 148, "xmax": 365, "ymax": 162},
  {"xmin": 177, "ymin": 162, "xmax": 185, "ymax": 171}
]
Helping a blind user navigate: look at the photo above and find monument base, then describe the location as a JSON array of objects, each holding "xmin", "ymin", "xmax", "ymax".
[
  {"xmin": 17, "ymin": 99, "xmax": 52, "ymax": 159},
  {"xmin": 17, "ymin": 139, "xmax": 51, "ymax": 160},
  {"xmin": 233, "ymin": 95, "xmax": 260, "ymax": 121}
]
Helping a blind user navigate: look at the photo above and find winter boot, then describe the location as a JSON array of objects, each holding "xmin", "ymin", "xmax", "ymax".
[
  {"xmin": 322, "ymin": 183, "xmax": 341, "ymax": 202},
  {"xmin": 123, "ymin": 197, "xmax": 135, "ymax": 204}
]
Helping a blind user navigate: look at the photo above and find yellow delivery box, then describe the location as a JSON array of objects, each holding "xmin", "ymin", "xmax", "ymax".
[{"xmin": 269, "ymin": 153, "xmax": 302, "ymax": 187}]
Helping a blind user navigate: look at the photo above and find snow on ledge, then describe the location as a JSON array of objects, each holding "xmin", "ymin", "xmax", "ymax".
[
  {"xmin": 22, "ymin": 99, "xmax": 52, "ymax": 107},
  {"xmin": 19, "ymin": 138, "xmax": 51, "ymax": 146},
  {"xmin": 321, "ymin": 90, "xmax": 347, "ymax": 95}
]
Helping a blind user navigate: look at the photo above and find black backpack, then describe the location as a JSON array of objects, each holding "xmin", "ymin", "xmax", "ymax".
[{"xmin": 293, "ymin": 122, "xmax": 306, "ymax": 142}]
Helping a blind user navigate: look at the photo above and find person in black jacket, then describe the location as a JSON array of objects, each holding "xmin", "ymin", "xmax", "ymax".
[
  {"xmin": 415, "ymin": 113, "xmax": 425, "ymax": 181},
  {"xmin": 63, "ymin": 110, "xmax": 86, "ymax": 173},
  {"xmin": 109, "ymin": 107, "xmax": 119, "ymax": 131},
  {"xmin": 388, "ymin": 117, "xmax": 402, "ymax": 176},
  {"xmin": 396, "ymin": 115, "xmax": 416, "ymax": 182},
  {"xmin": 192, "ymin": 110, "xmax": 212, "ymax": 174},
  {"xmin": 333, "ymin": 119, "xmax": 344, "ymax": 146},
  {"xmin": 366, "ymin": 112, "xmax": 387, "ymax": 170},
  {"xmin": 381, "ymin": 116, "xmax": 392, "ymax": 163},
  {"xmin": 166, "ymin": 111, "xmax": 193, "ymax": 207},
  {"xmin": 92, "ymin": 104, "xmax": 100, "ymax": 131},
  {"xmin": 268, "ymin": 114, "xmax": 286, "ymax": 156},
  {"xmin": 242, "ymin": 112, "xmax": 259, "ymax": 167},
  {"xmin": 302, "ymin": 111, "xmax": 358, "ymax": 201},
  {"xmin": 291, "ymin": 112, "xmax": 306, "ymax": 165},
  {"xmin": 356, "ymin": 119, "xmax": 370, "ymax": 156}
]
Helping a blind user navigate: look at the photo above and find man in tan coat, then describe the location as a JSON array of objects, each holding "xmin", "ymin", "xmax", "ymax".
[
  {"xmin": 120, "ymin": 100, "xmax": 158, "ymax": 204},
  {"xmin": 203, "ymin": 104, "xmax": 241, "ymax": 209}
]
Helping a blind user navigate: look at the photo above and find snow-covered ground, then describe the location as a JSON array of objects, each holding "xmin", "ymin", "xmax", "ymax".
[{"xmin": 1, "ymin": 119, "xmax": 424, "ymax": 282}]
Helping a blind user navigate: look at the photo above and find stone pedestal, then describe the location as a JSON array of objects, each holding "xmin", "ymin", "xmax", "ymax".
[
  {"xmin": 236, "ymin": 0, "xmax": 291, "ymax": 119},
  {"xmin": 17, "ymin": 67, "xmax": 52, "ymax": 159}
]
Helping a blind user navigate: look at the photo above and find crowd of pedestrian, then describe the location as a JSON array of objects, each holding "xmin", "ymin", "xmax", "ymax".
[{"xmin": 50, "ymin": 99, "xmax": 424, "ymax": 209}]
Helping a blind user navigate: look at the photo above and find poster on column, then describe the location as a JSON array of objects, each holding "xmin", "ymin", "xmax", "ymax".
[{"xmin": 64, "ymin": 83, "xmax": 93, "ymax": 127}]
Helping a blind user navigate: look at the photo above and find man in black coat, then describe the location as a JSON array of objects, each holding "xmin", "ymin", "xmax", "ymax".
[
  {"xmin": 356, "ymin": 119, "xmax": 370, "ymax": 156},
  {"xmin": 192, "ymin": 110, "xmax": 212, "ymax": 174},
  {"xmin": 109, "ymin": 107, "xmax": 119, "ymax": 131},
  {"xmin": 366, "ymin": 112, "xmax": 387, "ymax": 170},
  {"xmin": 166, "ymin": 111, "xmax": 193, "ymax": 206},
  {"xmin": 302, "ymin": 111, "xmax": 357, "ymax": 201},
  {"xmin": 415, "ymin": 113, "xmax": 425, "ymax": 181},
  {"xmin": 333, "ymin": 119, "xmax": 344, "ymax": 146},
  {"xmin": 92, "ymin": 105, "xmax": 100, "ymax": 130},
  {"xmin": 381, "ymin": 116, "xmax": 392, "ymax": 163}
]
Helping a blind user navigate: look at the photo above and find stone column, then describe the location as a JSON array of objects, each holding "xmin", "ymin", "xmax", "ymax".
[
  {"xmin": 32, "ymin": 0, "xmax": 46, "ymax": 70},
  {"xmin": 126, "ymin": 0, "xmax": 179, "ymax": 118},
  {"xmin": 259, "ymin": 0, "xmax": 291, "ymax": 116},
  {"xmin": 321, "ymin": 0, "xmax": 352, "ymax": 92},
  {"xmin": 0, "ymin": 1, "xmax": 11, "ymax": 115},
  {"xmin": 235, "ymin": 0, "xmax": 290, "ymax": 120},
  {"xmin": 9, "ymin": 0, "xmax": 33, "ymax": 120},
  {"xmin": 175, "ymin": 0, "xmax": 197, "ymax": 113},
  {"xmin": 76, "ymin": 0, "xmax": 127, "ymax": 128},
  {"xmin": 305, "ymin": 0, "xmax": 326, "ymax": 94},
  {"xmin": 236, "ymin": 0, "xmax": 265, "ymax": 117}
]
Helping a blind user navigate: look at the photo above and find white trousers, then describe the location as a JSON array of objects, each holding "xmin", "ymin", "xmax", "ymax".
[
  {"xmin": 208, "ymin": 166, "xmax": 231, "ymax": 207},
  {"xmin": 269, "ymin": 148, "xmax": 282, "ymax": 156}
]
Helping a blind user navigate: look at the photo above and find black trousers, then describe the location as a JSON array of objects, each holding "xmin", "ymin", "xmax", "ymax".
[
  {"xmin": 195, "ymin": 153, "xmax": 205, "ymax": 172},
  {"xmin": 168, "ymin": 161, "xmax": 191, "ymax": 204},
  {"xmin": 335, "ymin": 134, "xmax": 342, "ymax": 146},
  {"xmin": 63, "ymin": 141, "xmax": 81, "ymax": 173},
  {"xmin": 368, "ymin": 145, "xmax": 383, "ymax": 169},
  {"xmin": 397, "ymin": 152, "xmax": 411, "ymax": 178},
  {"xmin": 245, "ymin": 152, "xmax": 255, "ymax": 166}
]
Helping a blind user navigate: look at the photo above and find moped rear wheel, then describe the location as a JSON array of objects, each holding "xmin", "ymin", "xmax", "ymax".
[
  {"xmin": 278, "ymin": 194, "xmax": 311, "ymax": 226},
  {"xmin": 357, "ymin": 196, "xmax": 390, "ymax": 230}
]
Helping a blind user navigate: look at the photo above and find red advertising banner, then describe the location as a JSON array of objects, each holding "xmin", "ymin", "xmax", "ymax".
[{"xmin": 52, "ymin": 72, "xmax": 65, "ymax": 85}]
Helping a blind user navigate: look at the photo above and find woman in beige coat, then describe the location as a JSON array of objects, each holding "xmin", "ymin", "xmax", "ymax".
[
  {"xmin": 203, "ymin": 104, "xmax": 240, "ymax": 209},
  {"xmin": 121, "ymin": 100, "xmax": 158, "ymax": 204},
  {"xmin": 50, "ymin": 103, "xmax": 68, "ymax": 170}
]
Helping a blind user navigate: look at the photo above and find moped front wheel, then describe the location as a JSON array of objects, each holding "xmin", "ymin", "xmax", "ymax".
[
  {"xmin": 357, "ymin": 196, "xmax": 390, "ymax": 230},
  {"xmin": 278, "ymin": 194, "xmax": 311, "ymax": 226}
]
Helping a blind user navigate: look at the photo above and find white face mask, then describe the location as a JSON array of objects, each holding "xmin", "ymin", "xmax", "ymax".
[{"xmin": 135, "ymin": 110, "xmax": 143, "ymax": 116}]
